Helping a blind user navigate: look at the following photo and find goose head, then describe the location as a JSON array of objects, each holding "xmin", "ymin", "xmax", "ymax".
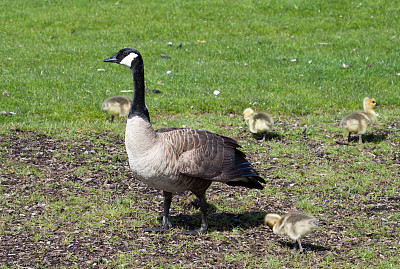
[
  {"xmin": 363, "ymin": 97, "xmax": 379, "ymax": 110},
  {"xmin": 103, "ymin": 48, "xmax": 143, "ymax": 69},
  {"xmin": 243, "ymin": 108, "xmax": 255, "ymax": 120},
  {"xmin": 264, "ymin": 213, "xmax": 281, "ymax": 229},
  {"xmin": 103, "ymin": 48, "xmax": 150, "ymax": 122}
]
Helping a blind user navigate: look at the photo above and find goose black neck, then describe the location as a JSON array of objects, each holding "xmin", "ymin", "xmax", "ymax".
[{"xmin": 128, "ymin": 62, "xmax": 150, "ymax": 122}]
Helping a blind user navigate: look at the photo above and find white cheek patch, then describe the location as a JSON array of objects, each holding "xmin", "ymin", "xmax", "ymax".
[{"xmin": 120, "ymin": 53, "xmax": 138, "ymax": 67}]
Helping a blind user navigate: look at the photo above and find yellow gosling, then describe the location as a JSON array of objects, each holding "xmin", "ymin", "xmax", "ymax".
[
  {"xmin": 243, "ymin": 108, "xmax": 274, "ymax": 141},
  {"xmin": 102, "ymin": 96, "xmax": 131, "ymax": 123},
  {"xmin": 340, "ymin": 97, "xmax": 379, "ymax": 144},
  {"xmin": 264, "ymin": 212, "xmax": 318, "ymax": 252}
]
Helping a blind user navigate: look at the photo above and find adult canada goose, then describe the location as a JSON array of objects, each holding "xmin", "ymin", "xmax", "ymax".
[
  {"xmin": 243, "ymin": 108, "xmax": 274, "ymax": 141},
  {"xmin": 104, "ymin": 48, "xmax": 265, "ymax": 234},
  {"xmin": 264, "ymin": 212, "xmax": 318, "ymax": 252},
  {"xmin": 340, "ymin": 97, "xmax": 379, "ymax": 144},
  {"xmin": 102, "ymin": 96, "xmax": 132, "ymax": 123}
]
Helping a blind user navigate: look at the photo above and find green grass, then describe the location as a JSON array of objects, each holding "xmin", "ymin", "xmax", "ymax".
[
  {"xmin": 1, "ymin": 0, "xmax": 399, "ymax": 130},
  {"xmin": 1, "ymin": 0, "xmax": 400, "ymax": 268}
]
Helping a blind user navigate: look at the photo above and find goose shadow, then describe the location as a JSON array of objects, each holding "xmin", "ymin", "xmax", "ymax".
[
  {"xmin": 361, "ymin": 131, "xmax": 389, "ymax": 143},
  {"xmin": 276, "ymin": 240, "xmax": 330, "ymax": 253},
  {"xmin": 164, "ymin": 209, "xmax": 266, "ymax": 232},
  {"xmin": 252, "ymin": 132, "xmax": 282, "ymax": 141},
  {"xmin": 340, "ymin": 131, "xmax": 389, "ymax": 144}
]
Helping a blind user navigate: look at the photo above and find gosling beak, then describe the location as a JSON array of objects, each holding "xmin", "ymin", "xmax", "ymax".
[
  {"xmin": 103, "ymin": 53, "xmax": 118, "ymax": 63},
  {"xmin": 375, "ymin": 102, "xmax": 380, "ymax": 106}
]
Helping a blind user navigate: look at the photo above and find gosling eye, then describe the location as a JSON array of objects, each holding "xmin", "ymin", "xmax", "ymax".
[{"xmin": 372, "ymin": 101, "xmax": 376, "ymax": 103}]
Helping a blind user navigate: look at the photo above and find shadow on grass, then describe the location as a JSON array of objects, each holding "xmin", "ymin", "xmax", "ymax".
[
  {"xmin": 276, "ymin": 240, "xmax": 330, "ymax": 253},
  {"xmin": 362, "ymin": 131, "xmax": 389, "ymax": 143},
  {"xmin": 252, "ymin": 132, "xmax": 282, "ymax": 141},
  {"xmin": 167, "ymin": 210, "xmax": 266, "ymax": 232},
  {"xmin": 338, "ymin": 131, "xmax": 389, "ymax": 144}
]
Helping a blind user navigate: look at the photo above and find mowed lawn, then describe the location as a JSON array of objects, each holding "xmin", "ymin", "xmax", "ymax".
[{"xmin": 1, "ymin": 0, "xmax": 399, "ymax": 268}]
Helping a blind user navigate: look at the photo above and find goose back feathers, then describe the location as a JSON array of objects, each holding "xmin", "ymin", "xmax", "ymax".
[{"xmin": 104, "ymin": 48, "xmax": 265, "ymax": 234}]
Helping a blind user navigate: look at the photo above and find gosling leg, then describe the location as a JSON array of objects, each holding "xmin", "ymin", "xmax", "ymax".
[
  {"xmin": 297, "ymin": 238, "xmax": 304, "ymax": 252},
  {"xmin": 121, "ymin": 116, "xmax": 127, "ymax": 124},
  {"xmin": 358, "ymin": 134, "xmax": 363, "ymax": 144},
  {"xmin": 262, "ymin": 132, "xmax": 266, "ymax": 142},
  {"xmin": 347, "ymin": 132, "xmax": 352, "ymax": 142}
]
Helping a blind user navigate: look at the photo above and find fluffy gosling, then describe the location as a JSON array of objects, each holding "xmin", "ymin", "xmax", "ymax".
[
  {"xmin": 340, "ymin": 97, "xmax": 379, "ymax": 144},
  {"xmin": 243, "ymin": 108, "xmax": 274, "ymax": 141},
  {"xmin": 264, "ymin": 212, "xmax": 318, "ymax": 252},
  {"xmin": 102, "ymin": 96, "xmax": 132, "ymax": 123}
]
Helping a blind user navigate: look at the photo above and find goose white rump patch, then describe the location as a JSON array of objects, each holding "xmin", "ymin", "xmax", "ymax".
[{"xmin": 120, "ymin": 53, "xmax": 138, "ymax": 67}]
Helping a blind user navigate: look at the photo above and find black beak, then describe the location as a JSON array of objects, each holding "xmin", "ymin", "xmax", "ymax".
[
  {"xmin": 103, "ymin": 53, "xmax": 118, "ymax": 63},
  {"xmin": 375, "ymin": 102, "xmax": 380, "ymax": 106}
]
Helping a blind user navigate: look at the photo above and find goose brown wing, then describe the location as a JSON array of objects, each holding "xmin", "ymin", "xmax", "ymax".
[{"xmin": 156, "ymin": 128, "xmax": 265, "ymax": 188}]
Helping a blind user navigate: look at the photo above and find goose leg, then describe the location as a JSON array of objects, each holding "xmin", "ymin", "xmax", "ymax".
[
  {"xmin": 182, "ymin": 193, "xmax": 208, "ymax": 235},
  {"xmin": 161, "ymin": 191, "xmax": 173, "ymax": 230},
  {"xmin": 347, "ymin": 132, "xmax": 351, "ymax": 142},
  {"xmin": 358, "ymin": 134, "xmax": 363, "ymax": 144},
  {"xmin": 143, "ymin": 191, "xmax": 172, "ymax": 233},
  {"xmin": 198, "ymin": 197, "xmax": 208, "ymax": 233},
  {"xmin": 110, "ymin": 115, "xmax": 115, "ymax": 122}
]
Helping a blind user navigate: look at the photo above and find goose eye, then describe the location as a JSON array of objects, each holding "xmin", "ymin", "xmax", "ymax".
[{"xmin": 372, "ymin": 101, "xmax": 376, "ymax": 103}]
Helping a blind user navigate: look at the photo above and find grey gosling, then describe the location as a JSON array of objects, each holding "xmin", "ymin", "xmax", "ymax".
[
  {"xmin": 264, "ymin": 212, "xmax": 318, "ymax": 252},
  {"xmin": 102, "ymin": 96, "xmax": 132, "ymax": 123},
  {"xmin": 243, "ymin": 108, "xmax": 274, "ymax": 141},
  {"xmin": 104, "ymin": 48, "xmax": 265, "ymax": 235},
  {"xmin": 340, "ymin": 97, "xmax": 379, "ymax": 144}
]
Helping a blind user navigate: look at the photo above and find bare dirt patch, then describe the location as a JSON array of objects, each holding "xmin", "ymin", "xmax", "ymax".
[{"xmin": 0, "ymin": 127, "xmax": 399, "ymax": 268}]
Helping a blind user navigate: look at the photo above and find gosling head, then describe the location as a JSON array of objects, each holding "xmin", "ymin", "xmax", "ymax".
[
  {"xmin": 363, "ymin": 97, "xmax": 379, "ymax": 110},
  {"xmin": 104, "ymin": 48, "xmax": 143, "ymax": 69},
  {"xmin": 264, "ymin": 213, "xmax": 281, "ymax": 229},
  {"xmin": 243, "ymin": 108, "xmax": 255, "ymax": 120}
]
